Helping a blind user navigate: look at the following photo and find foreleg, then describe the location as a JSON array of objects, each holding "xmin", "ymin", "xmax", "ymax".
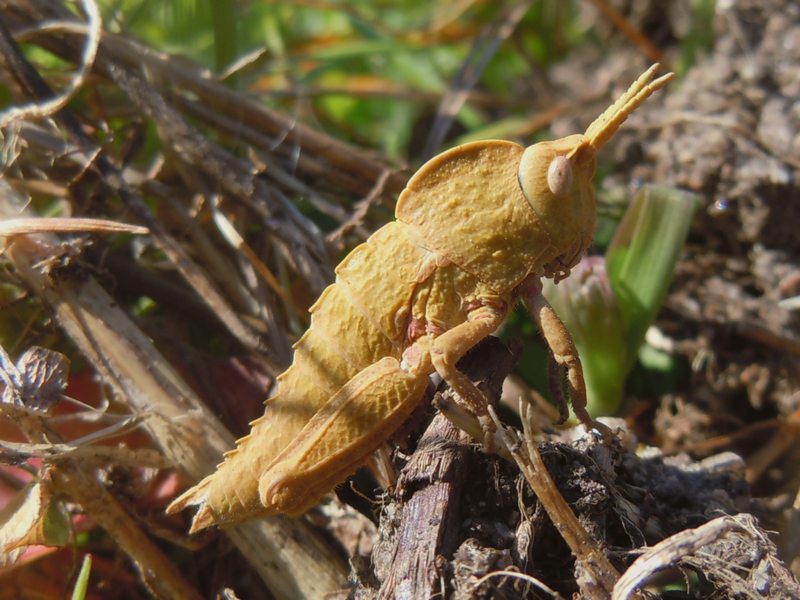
[{"xmin": 520, "ymin": 277, "xmax": 606, "ymax": 436}]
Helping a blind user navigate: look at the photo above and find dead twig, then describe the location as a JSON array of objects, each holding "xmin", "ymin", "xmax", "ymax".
[
  {"xmin": 105, "ymin": 65, "xmax": 332, "ymax": 294},
  {"xmin": 51, "ymin": 463, "xmax": 203, "ymax": 600},
  {"xmin": 375, "ymin": 409, "xmax": 471, "ymax": 599},
  {"xmin": 5, "ymin": 2, "xmax": 407, "ymax": 198},
  {"xmin": 327, "ymin": 169, "xmax": 393, "ymax": 245},
  {"xmin": 0, "ymin": 19, "xmax": 282, "ymax": 373},
  {"xmin": 584, "ymin": 0, "xmax": 670, "ymax": 69},
  {"xmin": 473, "ymin": 569, "xmax": 566, "ymax": 599},
  {"xmin": 745, "ymin": 395, "xmax": 800, "ymax": 483},
  {"xmin": 0, "ymin": 343, "xmax": 203, "ymax": 600},
  {"xmin": 369, "ymin": 337, "xmax": 520, "ymax": 599}
]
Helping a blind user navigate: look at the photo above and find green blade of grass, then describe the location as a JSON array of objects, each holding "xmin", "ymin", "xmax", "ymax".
[
  {"xmin": 210, "ymin": 0, "xmax": 237, "ymax": 78},
  {"xmin": 606, "ymin": 185, "xmax": 700, "ymax": 372},
  {"xmin": 71, "ymin": 554, "xmax": 92, "ymax": 600}
]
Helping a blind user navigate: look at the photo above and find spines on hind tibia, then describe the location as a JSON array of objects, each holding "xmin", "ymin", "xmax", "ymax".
[{"xmin": 167, "ymin": 222, "xmax": 424, "ymax": 530}]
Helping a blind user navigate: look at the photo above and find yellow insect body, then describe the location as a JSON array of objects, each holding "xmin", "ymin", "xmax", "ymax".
[{"xmin": 168, "ymin": 65, "xmax": 673, "ymax": 532}]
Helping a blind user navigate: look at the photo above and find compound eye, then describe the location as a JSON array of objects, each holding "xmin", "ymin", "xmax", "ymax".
[{"xmin": 547, "ymin": 155, "xmax": 573, "ymax": 196}]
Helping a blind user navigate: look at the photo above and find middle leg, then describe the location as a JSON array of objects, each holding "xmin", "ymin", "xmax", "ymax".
[{"xmin": 429, "ymin": 300, "xmax": 508, "ymax": 449}]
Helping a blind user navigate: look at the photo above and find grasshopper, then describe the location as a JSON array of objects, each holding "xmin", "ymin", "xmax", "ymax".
[{"xmin": 168, "ymin": 65, "xmax": 673, "ymax": 532}]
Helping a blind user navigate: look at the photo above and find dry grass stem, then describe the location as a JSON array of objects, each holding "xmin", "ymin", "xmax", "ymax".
[
  {"xmin": 488, "ymin": 402, "xmax": 620, "ymax": 599},
  {"xmin": 0, "ymin": 352, "xmax": 203, "ymax": 600},
  {"xmin": 422, "ymin": 0, "xmax": 534, "ymax": 158},
  {"xmin": 0, "ymin": 218, "xmax": 148, "ymax": 237},
  {"xmin": 474, "ymin": 569, "xmax": 566, "ymax": 599},
  {"xmin": 0, "ymin": 194, "xmax": 348, "ymax": 599}
]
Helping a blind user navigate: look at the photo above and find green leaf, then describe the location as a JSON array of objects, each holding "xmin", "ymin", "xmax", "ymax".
[{"xmin": 606, "ymin": 185, "xmax": 700, "ymax": 372}]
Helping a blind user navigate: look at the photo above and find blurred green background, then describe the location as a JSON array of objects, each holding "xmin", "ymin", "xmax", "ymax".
[{"xmin": 97, "ymin": 0, "xmax": 713, "ymax": 161}]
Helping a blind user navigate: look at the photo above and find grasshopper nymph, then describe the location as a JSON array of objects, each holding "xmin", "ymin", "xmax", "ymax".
[{"xmin": 168, "ymin": 65, "xmax": 673, "ymax": 532}]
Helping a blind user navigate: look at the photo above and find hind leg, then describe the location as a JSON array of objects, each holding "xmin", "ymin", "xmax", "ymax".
[{"xmin": 258, "ymin": 355, "xmax": 429, "ymax": 514}]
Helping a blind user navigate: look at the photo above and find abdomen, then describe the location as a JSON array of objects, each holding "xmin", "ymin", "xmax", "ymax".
[{"xmin": 182, "ymin": 221, "xmax": 426, "ymax": 525}]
